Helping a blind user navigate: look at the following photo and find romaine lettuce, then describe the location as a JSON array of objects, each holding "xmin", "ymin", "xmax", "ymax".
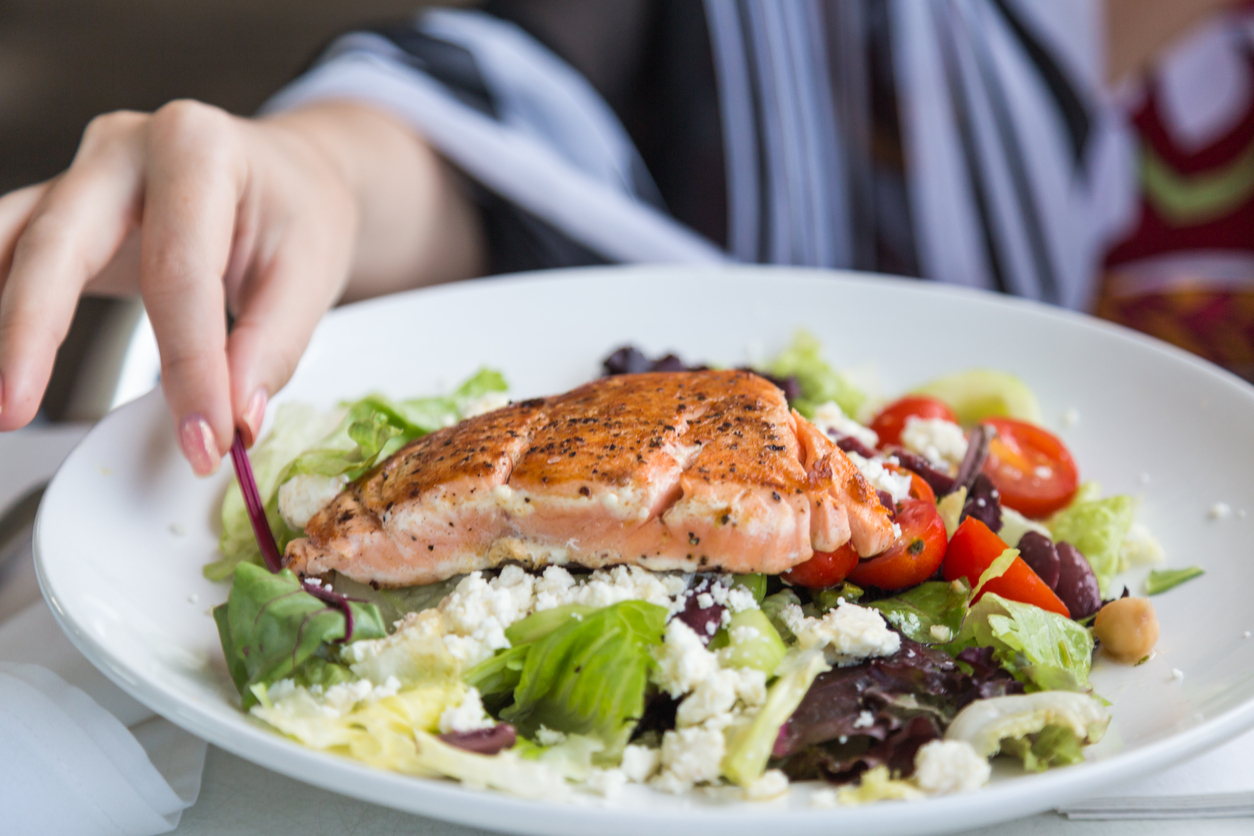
[
  {"xmin": 721, "ymin": 649, "xmax": 830, "ymax": 786},
  {"xmin": 948, "ymin": 593, "xmax": 1093, "ymax": 693},
  {"xmin": 501, "ymin": 600, "xmax": 668, "ymax": 759},
  {"xmin": 1048, "ymin": 487, "xmax": 1137, "ymax": 596}
]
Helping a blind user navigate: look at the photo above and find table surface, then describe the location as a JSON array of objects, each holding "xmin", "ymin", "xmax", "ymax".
[{"xmin": 1, "ymin": 425, "xmax": 1245, "ymax": 836}]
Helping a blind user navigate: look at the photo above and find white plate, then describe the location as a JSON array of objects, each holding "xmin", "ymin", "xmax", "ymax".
[{"xmin": 35, "ymin": 264, "xmax": 1254, "ymax": 835}]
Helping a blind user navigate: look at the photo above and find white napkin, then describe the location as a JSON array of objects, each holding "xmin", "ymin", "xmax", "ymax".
[
  {"xmin": 0, "ymin": 573, "xmax": 207, "ymax": 835},
  {"xmin": 1059, "ymin": 728, "xmax": 1254, "ymax": 819}
]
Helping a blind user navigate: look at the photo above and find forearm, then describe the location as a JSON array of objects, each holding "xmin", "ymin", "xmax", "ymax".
[
  {"xmin": 265, "ymin": 101, "xmax": 487, "ymax": 303},
  {"xmin": 1106, "ymin": 0, "xmax": 1240, "ymax": 85}
]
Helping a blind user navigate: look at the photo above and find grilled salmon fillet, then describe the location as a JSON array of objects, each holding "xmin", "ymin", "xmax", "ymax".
[{"xmin": 285, "ymin": 371, "xmax": 895, "ymax": 586}]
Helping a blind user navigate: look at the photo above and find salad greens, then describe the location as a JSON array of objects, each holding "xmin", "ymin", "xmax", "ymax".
[
  {"xmin": 1047, "ymin": 485, "xmax": 1137, "ymax": 597},
  {"xmin": 501, "ymin": 601, "xmax": 667, "ymax": 760},
  {"xmin": 948, "ymin": 593, "xmax": 1094, "ymax": 693},
  {"xmin": 722, "ymin": 650, "xmax": 829, "ymax": 786},
  {"xmin": 211, "ymin": 342, "xmax": 1161, "ymax": 804},
  {"xmin": 866, "ymin": 580, "xmax": 970, "ymax": 645},
  {"xmin": 1145, "ymin": 567, "xmax": 1205, "ymax": 595},
  {"xmin": 767, "ymin": 331, "xmax": 866, "ymax": 419},
  {"xmin": 213, "ymin": 563, "xmax": 386, "ymax": 708}
]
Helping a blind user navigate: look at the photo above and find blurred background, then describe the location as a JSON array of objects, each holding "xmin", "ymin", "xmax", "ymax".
[{"xmin": 5, "ymin": 0, "xmax": 1254, "ymax": 423}]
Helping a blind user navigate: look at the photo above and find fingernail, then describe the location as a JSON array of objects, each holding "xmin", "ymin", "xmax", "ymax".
[
  {"xmin": 242, "ymin": 388, "xmax": 267, "ymax": 447},
  {"xmin": 179, "ymin": 415, "xmax": 221, "ymax": 476}
]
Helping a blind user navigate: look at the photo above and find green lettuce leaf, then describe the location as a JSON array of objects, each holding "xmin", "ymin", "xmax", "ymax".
[
  {"xmin": 213, "ymin": 563, "xmax": 386, "ymax": 708},
  {"xmin": 1048, "ymin": 489, "xmax": 1138, "ymax": 596},
  {"xmin": 949, "ymin": 592, "xmax": 1093, "ymax": 692},
  {"xmin": 866, "ymin": 580, "xmax": 970, "ymax": 645},
  {"xmin": 766, "ymin": 331, "xmax": 866, "ymax": 418},
  {"xmin": 1145, "ymin": 567, "xmax": 1204, "ymax": 596},
  {"xmin": 999, "ymin": 723, "xmax": 1085, "ymax": 772},
  {"xmin": 722, "ymin": 649, "xmax": 830, "ymax": 786},
  {"xmin": 500, "ymin": 601, "xmax": 668, "ymax": 758}
]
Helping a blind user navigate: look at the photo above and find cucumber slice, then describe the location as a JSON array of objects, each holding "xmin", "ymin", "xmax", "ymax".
[{"xmin": 911, "ymin": 369, "xmax": 1041, "ymax": 425}]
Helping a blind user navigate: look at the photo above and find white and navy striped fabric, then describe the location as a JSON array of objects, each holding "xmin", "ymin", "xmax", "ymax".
[{"xmin": 263, "ymin": 0, "xmax": 1133, "ymax": 310}]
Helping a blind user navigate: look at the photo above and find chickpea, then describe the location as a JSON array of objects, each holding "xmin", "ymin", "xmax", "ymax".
[{"xmin": 1093, "ymin": 597, "xmax": 1159, "ymax": 663}]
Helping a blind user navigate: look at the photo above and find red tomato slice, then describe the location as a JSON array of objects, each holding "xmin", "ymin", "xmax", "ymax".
[
  {"xmin": 870, "ymin": 396, "xmax": 958, "ymax": 449},
  {"xmin": 782, "ymin": 542, "xmax": 859, "ymax": 589},
  {"xmin": 981, "ymin": 418, "xmax": 1079, "ymax": 519},
  {"xmin": 884, "ymin": 462, "xmax": 937, "ymax": 505},
  {"xmin": 942, "ymin": 517, "xmax": 1070, "ymax": 617},
  {"xmin": 847, "ymin": 499, "xmax": 948, "ymax": 591}
]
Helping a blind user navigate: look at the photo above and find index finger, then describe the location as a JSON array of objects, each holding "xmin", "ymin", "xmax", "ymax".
[{"xmin": 140, "ymin": 102, "xmax": 246, "ymax": 475}]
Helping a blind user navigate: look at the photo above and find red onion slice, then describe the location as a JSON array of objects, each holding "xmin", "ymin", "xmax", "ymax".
[{"xmin": 229, "ymin": 430, "xmax": 358, "ymax": 642}]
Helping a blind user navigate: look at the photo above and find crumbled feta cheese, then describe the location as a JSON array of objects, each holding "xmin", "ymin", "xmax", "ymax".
[
  {"xmin": 811, "ymin": 401, "xmax": 879, "ymax": 449},
  {"xmin": 1209, "ymin": 502, "xmax": 1233, "ymax": 520},
  {"xmin": 439, "ymin": 567, "xmax": 536, "ymax": 666},
  {"xmin": 929, "ymin": 624, "xmax": 953, "ymax": 642},
  {"xmin": 697, "ymin": 592, "xmax": 715, "ymax": 609},
  {"xmin": 733, "ymin": 667, "xmax": 768, "ymax": 708},
  {"xmin": 654, "ymin": 620, "xmax": 720, "ymax": 698},
  {"xmin": 852, "ymin": 710, "xmax": 875, "ymax": 729},
  {"xmin": 620, "ymin": 744, "xmax": 661, "ymax": 783},
  {"xmin": 782, "ymin": 601, "xmax": 901, "ymax": 664},
  {"xmin": 462, "ymin": 391, "xmax": 511, "ymax": 418},
  {"xmin": 535, "ymin": 725, "xmax": 568, "ymax": 746},
  {"xmin": 901, "ymin": 417, "xmax": 968, "ymax": 469},
  {"xmin": 744, "ymin": 769, "xmax": 790, "ymax": 801},
  {"xmin": 533, "ymin": 565, "xmax": 678, "ymax": 612},
  {"xmin": 585, "ymin": 768, "xmax": 627, "ymax": 798},
  {"xmin": 1171, "ymin": 668, "xmax": 1185, "ymax": 682},
  {"xmin": 723, "ymin": 586, "xmax": 758, "ymax": 613},
  {"xmin": 913, "ymin": 740, "xmax": 990, "ymax": 794},
  {"xmin": 676, "ymin": 669, "xmax": 742, "ymax": 727},
  {"xmin": 438, "ymin": 687, "xmax": 494, "ymax": 734},
  {"xmin": 278, "ymin": 473, "xmax": 349, "ymax": 530},
  {"xmin": 653, "ymin": 725, "xmax": 725, "ymax": 793},
  {"xmin": 846, "ymin": 451, "xmax": 913, "ymax": 504}
]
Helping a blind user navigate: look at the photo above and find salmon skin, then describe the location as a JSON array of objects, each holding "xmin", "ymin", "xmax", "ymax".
[{"xmin": 285, "ymin": 371, "xmax": 896, "ymax": 587}]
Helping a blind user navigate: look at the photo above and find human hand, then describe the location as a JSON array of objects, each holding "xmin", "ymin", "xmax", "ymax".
[{"xmin": 0, "ymin": 99, "xmax": 483, "ymax": 474}]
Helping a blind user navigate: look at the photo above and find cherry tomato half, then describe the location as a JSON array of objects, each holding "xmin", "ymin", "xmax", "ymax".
[
  {"xmin": 980, "ymin": 418, "xmax": 1079, "ymax": 519},
  {"xmin": 884, "ymin": 462, "xmax": 937, "ymax": 505},
  {"xmin": 942, "ymin": 516, "xmax": 1070, "ymax": 617},
  {"xmin": 847, "ymin": 499, "xmax": 948, "ymax": 590},
  {"xmin": 783, "ymin": 542, "xmax": 860, "ymax": 589},
  {"xmin": 870, "ymin": 396, "xmax": 958, "ymax": 449}
]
